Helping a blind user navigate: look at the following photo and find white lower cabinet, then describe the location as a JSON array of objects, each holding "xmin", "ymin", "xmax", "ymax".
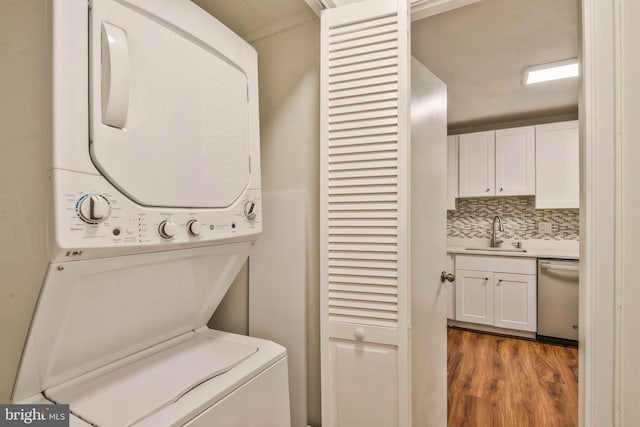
[
  {"xmin": 455, "ymin": 270, "xmax": 494, "ymax": 325},
  {"xmin": 454, "ymin": 255, "xmax": 537, "ymax": 332},
  {"xmin": 493, "ymin": 273, "xmax": 537, "ymax": 332}
]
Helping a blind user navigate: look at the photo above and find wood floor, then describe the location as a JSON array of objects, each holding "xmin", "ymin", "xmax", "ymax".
[{"xmin": 447, "ymin": 328, "xmax": 578, "ymax": 427}]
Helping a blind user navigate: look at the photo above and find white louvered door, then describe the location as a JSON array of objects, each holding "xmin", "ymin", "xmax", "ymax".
[{"xmin": 320, "ymin": 1, "xmax": 411, "ymax": 426}]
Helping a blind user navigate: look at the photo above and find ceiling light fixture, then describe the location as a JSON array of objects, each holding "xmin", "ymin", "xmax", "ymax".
[{"xmin": 522, "ymin": 59, "xmax": 579, "ymax": 85}]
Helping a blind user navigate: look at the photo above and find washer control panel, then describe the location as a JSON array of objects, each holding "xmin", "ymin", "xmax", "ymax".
[{"xmin": 53, "ymin": 170, "xmax": 261, "ymax": 257}]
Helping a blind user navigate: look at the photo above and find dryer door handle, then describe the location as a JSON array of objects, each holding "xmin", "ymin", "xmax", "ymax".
[{"xmin": 101, "ymin": 22, "xmax": 130, "ymax": 129}]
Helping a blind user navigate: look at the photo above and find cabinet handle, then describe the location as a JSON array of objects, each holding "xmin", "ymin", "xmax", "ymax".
[
  {"xmin": 500, "ymin": 187, "xmax": 503, "ymax": 192},
  {"xmin": 484, "ymin": 277, "xmax": 489, "ymax": 281},
  {"xmin": 497, "ymin": 279, "xmax": 502, "ymax": 284},
  {"xmin": 485, "ymin": 188, "xmax": 490, "ymax": 192},
  {"xmin": 354, "ymin": 328, "xmax": 365, "ymax": 341}
]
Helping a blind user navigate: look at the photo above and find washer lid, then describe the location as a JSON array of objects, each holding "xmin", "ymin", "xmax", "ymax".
[
  {"xmin": 89, "ymin": 0, "xmax": 257, "ymax": 208},
  {"xmin": 46, "ymin": 334, "xmax": 257, "ymax": 427},
  {"xmin": 12, "ymin": 243, "xmax": 252, "ymax": 402}
]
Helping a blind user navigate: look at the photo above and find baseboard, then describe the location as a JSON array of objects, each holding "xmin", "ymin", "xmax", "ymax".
[{"xmin": 447, "ymin": 320, "xmax": 536, "ymax": 339}]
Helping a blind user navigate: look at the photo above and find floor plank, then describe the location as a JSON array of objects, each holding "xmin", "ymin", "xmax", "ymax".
[{"xmin": 448, "ymin": 327, "xmax": 578, "ymax": 427}]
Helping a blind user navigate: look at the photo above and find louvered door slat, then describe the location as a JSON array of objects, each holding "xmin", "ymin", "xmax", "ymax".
[
  {"xmin": 329, "ymin": 81, "xmax": 398, "ymax": 99},
  {"xmin": 329, "ymin": 306, "xmax": 397, "ymax": 319},
  {"xmin": 329, "ymin": 73, "xmax": 398, "ymax": 93},
  {"xmin": 329, "ymin": 217, "xmax": 398, "ymax": 229},
  {"xmin": 329, "ymin": 48, "xmax": 398, "ymax": 67},
  {"xmin": 329, "ymin": 109, "xmax": 397, "ymax": 124},
  {"xmin": 328, "ymin": 39, "xmax": 398, "ymax": 61},
  {"xmin": 328, "ymin": 91, "xmax": 397, "ymax": 108},
  {"xmin": 328, "ymin": 244, "xmax": 397, "ymax": 254},
  {"xmin": 328, "ymin": 185, "xmax": 398, "ymax": 195},
  {"xmin": 329, "ymin": 13, "xmax": 396, "ymax": 34},
  {"xmin": 328, "ymin": 174, "xmax": 397, "ymax": 186},
  {"xmin": 330, "ymin": 31, "xmax": 397, "ymax": 53},
  {"xmin": 329, "ymin": 101, "xmax": 398, "ymax": 118},
  {"xmin": 329, "ymin": 258, "xmax": 397, "ymax": 268},
  {"xmin": 329, "ymin": 57, "xmax": 398, "ymax": 78},
  {"xmin": 329, "ymin": 66, "xmax": 398, "ymax": 85},
  {"xmin": 328, "ymin": 283, "xmax": 398, "ymax": 294},
  {"xmin": 328, "ymin": 116, "xmax": 398, "ymax": 131},
  {"xmin": 328, "ymin": 134, "xmax": 397, "ymax": 148},
  {"xmin": 329, "ymin": 275, "xmax": 397, "ymax": 287},
  {"xmin": 330, "ymin": 290, "xmax": 398, "ymax": 303},
  {"xmin": 330, "ymin": 299, "xmax": 398, "ymax": 313}
]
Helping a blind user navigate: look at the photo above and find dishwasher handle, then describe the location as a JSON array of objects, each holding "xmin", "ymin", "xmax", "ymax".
[{"xmin": 540, "ymin": 261, "xmax": 579, "ymax": 272}]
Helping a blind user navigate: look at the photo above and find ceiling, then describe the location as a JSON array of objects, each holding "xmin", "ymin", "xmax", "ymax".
[
  {"xmin": 191, "ymin": 0, "xmax": 314, "ymax": 41},
  {"xmin": 193, "ymin": 0, "xmax": 580, "ymax": 129},
  {"xmin": 412, "ymin": 0, "xmax": 580, "ymax": 129}
]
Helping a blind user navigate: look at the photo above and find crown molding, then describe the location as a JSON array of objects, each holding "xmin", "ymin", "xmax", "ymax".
[{"xmin": 304, "ymin": 0, "xmax": 482, "ymax": 20}]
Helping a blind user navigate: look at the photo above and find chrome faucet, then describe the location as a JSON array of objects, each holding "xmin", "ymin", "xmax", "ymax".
[{"xmin": 491, "ymin": 215, "xmax": 505, "ymax": 248}]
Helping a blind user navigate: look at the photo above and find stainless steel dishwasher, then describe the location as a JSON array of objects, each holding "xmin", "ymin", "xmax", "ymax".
[{"xmin": 537, "ymin": 259, "xmax": 579, "ymax": 344}]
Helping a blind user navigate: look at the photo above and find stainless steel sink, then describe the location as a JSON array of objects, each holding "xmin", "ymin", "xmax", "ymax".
[{"xmin": 464, "ymin": 247, "xmax": 527, "ymax": 253}]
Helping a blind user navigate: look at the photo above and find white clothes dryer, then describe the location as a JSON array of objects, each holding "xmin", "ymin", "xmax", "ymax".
[{"xmin": 11, "ymin": 1, "xmax": 291, "ymax": 425}]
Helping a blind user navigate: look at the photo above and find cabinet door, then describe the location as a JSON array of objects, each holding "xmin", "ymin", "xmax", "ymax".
[
  {"xmin": 535, "ymin": 121, "xmax": 579, "ymax": 208},
  {"xmin": 495, "ymin": 126, "xmax": 535, "ymax": 196},
  {"xmin": 455, "ymin": 269, "xmax": 494, "ymax": 325},
  {"xmin": 320, "ymin": 2, "xmax": 413, "ymax": 426},
  {"xmin": 494, "ymin": 273, "xmax": 537, "ymax": 332},
  {"xmin": 447, "ymin": 135, "xmax": 458, "ymax": 209},
  {"xmin": 458, "ymin": 131, "xmax": 495, "ymax": 197},
  {"xmin": 328, "ymin": 339, "xmax": 399, "ymax": 427}
]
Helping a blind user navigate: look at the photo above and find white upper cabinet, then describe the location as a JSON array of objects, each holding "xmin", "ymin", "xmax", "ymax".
[
  {"xmin": 458, "ymin": 127, "xmax": 535, "ymax": 198},
  {"xmin": 535, "ymin": 121, "xmax": 579, "ymax": 209},
  {"xmin": 447, "ymin": 135, "xmax": 458, "ymax": 209},
  {"xmin": 458, "ymin": 131, "xmax": 495, "ymax": 197},
  {"xmin": 495, "ymin": 126, "xmax": 535, "ymax": 196}
]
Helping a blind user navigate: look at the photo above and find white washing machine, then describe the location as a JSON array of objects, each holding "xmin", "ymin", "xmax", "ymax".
[{"xmin": 11, "ymin": 0, "xmax": 291, "ymax": 425}]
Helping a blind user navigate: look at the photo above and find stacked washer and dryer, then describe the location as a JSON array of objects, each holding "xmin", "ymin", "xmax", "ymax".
[{"xmin": 10, "ymin": 0, "xmax": 291, "ymax": 425}]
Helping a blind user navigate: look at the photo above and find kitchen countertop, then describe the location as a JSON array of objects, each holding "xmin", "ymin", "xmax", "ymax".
[
  {"xmin": 447, "ymin": 246, "xmax": 579, "ymax": 260},
  {"xmin": 446, "ymin": 238, "xmax": 579, "ymax": 260}
]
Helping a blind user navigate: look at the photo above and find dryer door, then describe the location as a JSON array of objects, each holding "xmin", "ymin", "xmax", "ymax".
[{"xmin": 89, "ymin": 0, "xmax": 255, "ymax": 208}]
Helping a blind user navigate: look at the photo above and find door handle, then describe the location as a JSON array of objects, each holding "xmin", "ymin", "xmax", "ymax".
[
  {"xmin": 101, "ymin": 22, "xmax": 129, "ymax": 128},
  {"xmin": 441, "ymin": 271, "xmax": 455, "ymax": 283},
  {"xmin": 540, "ymin": 262, "xmax": 579, "ymax": 272}
]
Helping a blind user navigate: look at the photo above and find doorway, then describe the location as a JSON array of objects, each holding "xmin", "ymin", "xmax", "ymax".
[{"xmin": 411, "ymin": 0, "xmax": 585, "ymax": 424}]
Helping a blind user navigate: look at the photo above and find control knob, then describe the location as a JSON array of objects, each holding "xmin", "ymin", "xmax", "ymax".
[
  {"xmin": 244, "ymin": 200, "xmax": 257, "ymax": 220},
  {"xmin": 187, "ymin": 220, "xmax": 202, "ymax": 236},
  {"xmin": 78, "ymin": 194, "xmax": 111, "ymax": 224},
  {"xmin": 158, "ymin": 220, "xmax": 178, "ymax": 239}
]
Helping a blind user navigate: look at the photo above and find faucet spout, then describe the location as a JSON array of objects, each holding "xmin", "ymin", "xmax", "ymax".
[{"xmin": 491, "ymin": 215, "xmax": 504, "ymax": 247}]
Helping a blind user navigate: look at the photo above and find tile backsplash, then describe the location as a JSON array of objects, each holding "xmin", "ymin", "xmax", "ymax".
[{"xmin": 447, "ymin": 197, "xmax": 579, "ymax": 241}]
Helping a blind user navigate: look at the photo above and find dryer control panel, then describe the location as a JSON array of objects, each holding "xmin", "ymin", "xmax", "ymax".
[{"xmin": 51, "ymin": 170, "xmax": 262, "ymax": 261}]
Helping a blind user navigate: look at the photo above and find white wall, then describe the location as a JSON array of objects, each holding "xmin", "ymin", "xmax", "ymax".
[
  {"xmin": 252, "ymin": 20, "xmax": 322, "ymax": 426},
  {"xmin": 0, "ymin": 1, "xmax": 52, "ymax": 403},
  {"xmin": 619, "ymin": 0, "xmax": 640, "ymax": 424},
  {"xmin": 210, "ymin": 19, "xmax": 322, "ymax": 427}
]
